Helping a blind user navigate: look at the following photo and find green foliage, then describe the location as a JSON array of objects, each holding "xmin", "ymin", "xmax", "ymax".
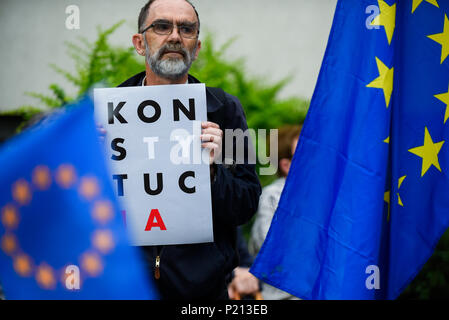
[
  {"xmin": 45, "ymin": 20, "xmax": 144, "ymax": 99},
  {"xmin": 399, "ymin": 228, "xmax": 449, "ymax": 299},
  {"xmin": 11, "ymin": 20, "xmax": 142, "ymax": 114},
  {"xmin": 189, "ymin": 33, "xmax": 308, "ymax": 186},
  {"xmin": 0, "ymin": 106, "xmax": 43, "ymax": 121},
  {"xmin": 8, "ymin": 22, "xmax": 308, "ymax": 186},
  {"xmin": 13, "ymin": 23, "xmax": 308, "ymax": 133},
  {"xmin": 190, "ymin": 33, "xmax": 308, "ymax": 130},
  {"xmin": 0, "ymin": 105, "xmax": 44, "ymax": 134},
  {"xmin": 25, "ymin": 84, "xmax": 70, "ymax": 109}
]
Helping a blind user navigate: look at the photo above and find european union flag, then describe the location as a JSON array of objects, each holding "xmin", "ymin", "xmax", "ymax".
[
  {"xmin": 0, "ymin": 97, "xmax": 158, "ymax": 299},
  {"xmin": 251, "ymin": 0, "xmax": 449, "ymax": 299}
]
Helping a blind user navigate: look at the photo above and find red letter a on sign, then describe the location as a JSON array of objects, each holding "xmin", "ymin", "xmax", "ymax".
[{"xmin": 145, "ymin": 209, "xmax": 167, "ymax": 231}]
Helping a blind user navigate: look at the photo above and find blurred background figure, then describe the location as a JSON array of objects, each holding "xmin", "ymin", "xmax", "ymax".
[
  {"xmin": 249, "ymin": 124, "xmax": 302, "ymax": 300},
  {"xmin": 0, "ymin": 283, "xmax": 4, "ymax": 300},
  {"xmin": 227, "ymin": 227, "xmax": 261, "ymax": 300}
]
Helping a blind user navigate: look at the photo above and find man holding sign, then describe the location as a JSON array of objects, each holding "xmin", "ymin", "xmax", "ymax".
[{"xmin": 100, "ymin": 0, "xmax": 261, "ymax": 300}]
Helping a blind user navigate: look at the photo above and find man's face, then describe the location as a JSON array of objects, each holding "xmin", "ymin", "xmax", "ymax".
[{"xmin": 142, "ymin": 0, "xmax": 200, "ymax": 80}]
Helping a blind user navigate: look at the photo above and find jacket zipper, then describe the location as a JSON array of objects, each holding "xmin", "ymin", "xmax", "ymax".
[
  {"xmin": 155, "ymin": 256, "xmax": 160, "ymax": 279},
  {"xmin": 154, "ymin": 246, "xmax": 163, "ymax": 280}
]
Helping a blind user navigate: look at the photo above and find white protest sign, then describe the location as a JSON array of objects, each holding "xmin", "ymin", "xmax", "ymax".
[{"xmin": 93, "ymin": 84, "xmax": 213, "ymax": 246}]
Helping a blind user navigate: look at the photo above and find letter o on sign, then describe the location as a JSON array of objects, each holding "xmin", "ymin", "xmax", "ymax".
[{"xmin": 138, "ymin": 100, "xmax": 161, "ymax": 123}]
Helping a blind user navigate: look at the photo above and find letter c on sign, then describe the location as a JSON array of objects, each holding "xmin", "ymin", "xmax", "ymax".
[{"xmin": 179, "ymin": 171, "xmax": 195, "ymax": 194}]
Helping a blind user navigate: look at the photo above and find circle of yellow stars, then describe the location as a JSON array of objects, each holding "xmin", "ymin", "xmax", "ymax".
[{"xmin": 0, "ymin": 164, "xmax": 116, "ymax": 290}]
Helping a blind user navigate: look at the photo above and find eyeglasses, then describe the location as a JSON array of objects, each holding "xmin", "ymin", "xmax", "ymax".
[{"xmin": 141, "ymin": 20, "xmax": 199, "ymax": 39}]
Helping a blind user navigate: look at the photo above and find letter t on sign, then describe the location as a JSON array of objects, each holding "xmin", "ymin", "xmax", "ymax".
[{"xmin": 143, "ymin": 137, "xmax": 159, "ymax": 160}]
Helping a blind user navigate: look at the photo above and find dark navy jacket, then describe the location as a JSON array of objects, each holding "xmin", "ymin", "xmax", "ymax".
[{"xmin": 118, "ymin": 72, "xmax": 261, "ymax": 300}]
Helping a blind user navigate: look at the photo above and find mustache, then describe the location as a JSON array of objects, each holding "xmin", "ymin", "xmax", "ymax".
[{"xmin": 158, "ymin": 43, "xmax": 188, "ymax": 58}]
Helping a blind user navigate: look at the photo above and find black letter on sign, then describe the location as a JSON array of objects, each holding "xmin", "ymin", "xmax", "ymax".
[
  {"xmin": 113, "ymin": 174, "xmax": 128, "ymax": 196},
  {"xmin": 111, "ymin": 138, "xmax": 126, "ymax": 161},
  {"xmin": 108, "ymin": 102, "xmax": 128, "ymax": 124},
  {"xmin": 144, "ymin": 173, "xmax": 163, "ymax": 195},
  {"xmin": 173, "ymin": 99, "xmax": 196, "ymax": 121},
  {"xmin": 138, "ymin": 100, "xmax": 161, "ymax": 123},
  {"xmin": 179, "ymin": 171, "xmax": 195, "ymax": 194}
]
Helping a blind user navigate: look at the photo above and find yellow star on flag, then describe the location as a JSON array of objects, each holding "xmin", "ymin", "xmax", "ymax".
[
  {"xmin": 408, "ymin": 127, "xmax": 445, "ymax": 177},
  {"xmin": 397, "ymin": 175, "xmax": 406, "ymax": 207},
  {"xmin": 434, "ymin": 85, "xmax": 449, "ymax": 124},
  {"xmin": 371, "ymin": 0, "xmax": 396, "ymax": 45},
  {"xmin": 428, "ymin": 14, "xmax": 449, "ymax": 64},
  {"xmin": 367, "ymin": 57, "xmax": 394, "ymax": 108},
  {"xmin": 412, "ymin": 0, "xmax": 439, "ymax": 13}
]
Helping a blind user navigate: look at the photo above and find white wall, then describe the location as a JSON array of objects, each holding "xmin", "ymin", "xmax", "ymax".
[{"xmin": 0, "ymin": 0, "xmax": 337, "ymax": 111}]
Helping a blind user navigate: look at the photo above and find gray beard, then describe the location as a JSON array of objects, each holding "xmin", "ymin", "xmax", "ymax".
[{"xmin": 145, "ymin": 39, "xmax": 197, "ymax": 80}]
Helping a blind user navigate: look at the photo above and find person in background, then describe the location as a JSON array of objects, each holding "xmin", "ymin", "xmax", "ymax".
[
  {"xmin": 227, "ymin": 227, "xmax": 261, "ymax": 300},
  {"xmin": 249, "ymin": 124, "xmax": 302, "ymax": 300}
]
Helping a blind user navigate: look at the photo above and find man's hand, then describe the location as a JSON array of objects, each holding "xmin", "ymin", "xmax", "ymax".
[
  {"xmin": 227, "ymin": 267, "xmax": 260, "ymax": 300},
  {"xmin": 201, "ymin": 121, "xmax": 223, "ymax": 165}
]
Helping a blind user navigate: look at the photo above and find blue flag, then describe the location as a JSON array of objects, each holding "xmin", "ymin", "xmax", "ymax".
[
  {"xmin": 0, "ymin": 97, "xmax": 158, "ymax": 299},
  {"xmin": 251, "ymin": 0, "xmax": 449, "ymax": 299}
]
